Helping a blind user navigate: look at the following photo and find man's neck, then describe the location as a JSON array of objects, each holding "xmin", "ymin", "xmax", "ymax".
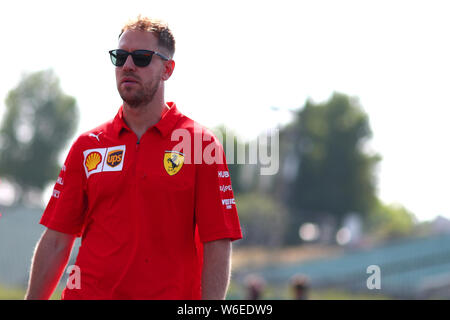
[{"xmin": 122, "ymin": 100, "xmax": 169, "ymax": 140}]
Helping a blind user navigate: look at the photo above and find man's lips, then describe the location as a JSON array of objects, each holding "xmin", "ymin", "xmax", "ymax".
[{"xmin": 121, "ymin": 77, "xmax": 139, "ymax": 84}]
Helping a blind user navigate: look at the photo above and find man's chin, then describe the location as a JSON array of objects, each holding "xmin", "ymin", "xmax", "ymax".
[
  {"xmin": 120, "ymin": 92, "xmax": 142, "ymax": 108},
  {"xmin": 119, "ymin": 86, "xmax": 156, "ymax": 108},
  {"xmin": 123, "ymin": 99, "xmax": 143, "ymax": 108}
]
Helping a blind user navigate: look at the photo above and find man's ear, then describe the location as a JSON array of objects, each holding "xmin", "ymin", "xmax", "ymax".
[{"xmin": 162, "ymin": 60, "xmax": 175, "ymax": 81}]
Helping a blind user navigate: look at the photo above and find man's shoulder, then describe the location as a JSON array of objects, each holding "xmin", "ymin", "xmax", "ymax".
[
  {"xmin": 171, "ymin": 116, "xmax": 226, "ymax": 164},
  {"xmin": 72, "ymin": 118, "xmax": 117, "ymax": 150},
  {"xmin": 173, "ymin": 112, "xmax": 218, "ymax": 140}
]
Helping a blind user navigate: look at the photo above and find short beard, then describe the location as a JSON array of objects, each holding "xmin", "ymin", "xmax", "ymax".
[{"xmin": 120, "ymin": 81, "xmax": 159, "ymax": 108}]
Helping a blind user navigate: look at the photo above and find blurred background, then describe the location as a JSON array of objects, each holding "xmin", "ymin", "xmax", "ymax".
[{"xmin": 1, "ymin": 0, "xmax": 450, "ymax": 300}]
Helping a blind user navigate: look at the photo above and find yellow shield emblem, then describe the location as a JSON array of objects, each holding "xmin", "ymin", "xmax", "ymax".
[{"xmin": 164, "ymin": 151, "xmax": 184, "ymax": 176}]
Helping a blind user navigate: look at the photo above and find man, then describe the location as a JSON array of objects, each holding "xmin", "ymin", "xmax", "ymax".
[
  {"xmin": 25, "ymin": 16, "xmax": 242, "ymax": 300},
  {"xmin": 290, "ymin": 274, "xmax": 309, "ymax": 300}
]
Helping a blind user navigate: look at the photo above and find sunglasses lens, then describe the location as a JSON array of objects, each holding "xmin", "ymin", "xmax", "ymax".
[
  {"xmin": 109, "ymin": 50, "xmax": 155, "ymax": 67},
  {"xmin": 110, "ymin": 50, "xmax": 128, "ymax": 66},
  {"xmin": 132, "ymin": 51, "xmax": 153, "ymax": 67}
]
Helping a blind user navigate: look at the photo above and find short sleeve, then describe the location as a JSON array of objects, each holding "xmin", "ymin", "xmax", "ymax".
[
  {"xmin": 194, "ymin": 133, "xmax": 243, "ymax": 243},
  {"xmin": 40, "ymin": 138, "xmax": 87, "ymax": 237}
]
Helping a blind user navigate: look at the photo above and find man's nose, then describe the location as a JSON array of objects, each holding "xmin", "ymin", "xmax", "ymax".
[{"xmin": 122, "ymin": 55, "xmax": 136, "ymax": 71}]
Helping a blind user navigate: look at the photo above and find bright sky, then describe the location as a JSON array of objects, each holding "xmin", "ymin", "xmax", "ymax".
[{"xmin": 1, "ymin": 0, "xmax": 449, "ymax": 222}]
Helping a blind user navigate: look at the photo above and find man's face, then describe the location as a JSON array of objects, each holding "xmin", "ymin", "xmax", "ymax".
[{"xmin": 115, "ymin": 30, "xmax": 169, "ymax": 108}]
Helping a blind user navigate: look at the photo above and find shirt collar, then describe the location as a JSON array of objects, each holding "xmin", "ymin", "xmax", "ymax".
[
  {"xmin": 154, "ymin": 102, "xmax": 182, "ymax": 137},
  {"xmin": 112, "ymin": 102, "xmax": 181, "ymax": 138},
  {"xmin": 112, "ymin": 106, "xmax": 130, "ymax": 137}
]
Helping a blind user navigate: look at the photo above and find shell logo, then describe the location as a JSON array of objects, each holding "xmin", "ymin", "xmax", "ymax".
[{"xmin": 85, "ymin": 151, "xmax": 102, "ymax": 172}]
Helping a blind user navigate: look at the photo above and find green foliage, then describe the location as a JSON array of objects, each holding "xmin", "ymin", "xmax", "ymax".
[
  {"xmin": 366, "ymin": 200, "xmax": 416, "ymax": 240},
  {"xmin": 236, "ymin": 192, "xmax": 288, "ymax": 247},
  {"xmin": 0, "ymin": 70, "xmax": 78, "ymax": 200},
  {"xmin": 282, "ymin": 93, "xmax": 380, "ymax": 243}
]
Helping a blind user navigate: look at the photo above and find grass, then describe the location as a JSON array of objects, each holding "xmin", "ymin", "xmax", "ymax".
[
  {"xmin": 0, "ymin": 284, "xmax": 63, "ymax": 300},
  {"xmin": 308, "ymin": 288, "xmax": 390, "ymax": 300},
  {"xmin": 226, "ymin": 280, "xmax": 391, "ymax": 300},
  {"xmin": 0, "ymin": 285, "xmax": 26, "ymax": 300}
]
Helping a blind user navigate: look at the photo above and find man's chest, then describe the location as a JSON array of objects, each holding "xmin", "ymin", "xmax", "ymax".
[{"xmin": 81, "ymin": 138, "xmax": 195, "ymax": 200}]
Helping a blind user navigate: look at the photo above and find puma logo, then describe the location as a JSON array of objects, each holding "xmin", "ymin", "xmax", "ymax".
[{"xmin": 89, "ymin": 132, "xmax": 103, "ymax": 142}]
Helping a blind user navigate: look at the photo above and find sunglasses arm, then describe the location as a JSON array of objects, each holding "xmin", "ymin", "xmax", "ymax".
[{"xmin": 154, "ymin": 52, "xmax": 170, "ymax": 61}]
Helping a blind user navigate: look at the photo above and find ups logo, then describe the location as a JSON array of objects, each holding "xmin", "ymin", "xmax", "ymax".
[{"xmin": 106, "ymin": 150, "xmax": 123, "ymax": 167}]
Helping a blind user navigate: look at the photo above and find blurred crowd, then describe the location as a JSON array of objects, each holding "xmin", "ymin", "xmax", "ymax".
[{"xmin": 244, "ymin": 273, "xmax": 310, "ymax": 300}]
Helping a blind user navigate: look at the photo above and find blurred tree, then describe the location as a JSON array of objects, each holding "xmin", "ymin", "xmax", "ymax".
[
  {"xmin": 0, "ymin": 70, "xmax": 78, "ymax": 203},
  {"xmin": 213, "ymin": 125, "xmax": 252, "ymax": 195},
  {"xmin": 366, "ymin": 200, "xmax": 416, "ymax": 241},
  {"xmin": 235, "ymin": 192, "xmax": 288, "ymax": 247},
  {"xmin": 282, "ymin": 92, "xmax": 380, "ymax": 244}
]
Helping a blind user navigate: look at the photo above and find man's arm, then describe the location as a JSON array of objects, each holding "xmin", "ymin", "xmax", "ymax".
[
  {"xmin": 201, "ymin": 238, "xmax": 232, "ymax": 300},
  {"xmin": 25, "ymin": 228, "xmax": 76, "ymax": 300}
]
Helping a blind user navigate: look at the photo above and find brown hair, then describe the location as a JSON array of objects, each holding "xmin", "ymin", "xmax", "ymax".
[{"xmin": 119, "ymin": 15, "xmax": 175, "ymax": 58}]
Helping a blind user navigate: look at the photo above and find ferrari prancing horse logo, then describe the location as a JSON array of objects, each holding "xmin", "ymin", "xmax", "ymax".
[{"xmin": 164, "ymin": 151, "xmax": 184, "ymax": 176}]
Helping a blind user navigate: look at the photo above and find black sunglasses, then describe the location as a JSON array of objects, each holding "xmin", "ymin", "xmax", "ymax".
[{"xmin": 109, "ymin": 49, "xmax": 169, "ymax": 67}]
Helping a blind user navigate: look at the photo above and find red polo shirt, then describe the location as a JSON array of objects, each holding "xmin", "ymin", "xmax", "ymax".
[{"xmin": 40, "ymin": 102, "xmax": 242, "ymax": 300}]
